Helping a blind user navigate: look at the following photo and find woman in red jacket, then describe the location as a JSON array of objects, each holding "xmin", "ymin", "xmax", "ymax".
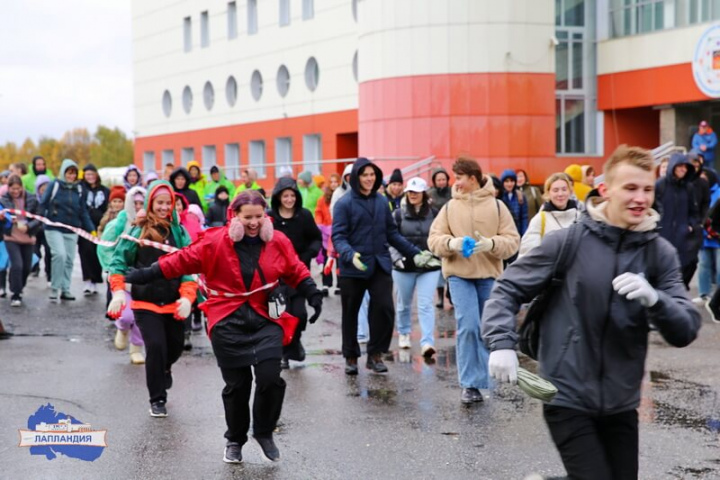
[{"xmin": 124, "ymin": 190, "xmax": 323, "ymax": 464}]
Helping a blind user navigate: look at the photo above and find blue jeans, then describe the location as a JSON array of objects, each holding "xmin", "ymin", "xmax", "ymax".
[
  {"xmin": 45, "ymin": 230, "xmax": 78, "ymax": 294},
  {"xmin": 392, "ymin": 270, "xmax": 441, "ymax": 347},
  {"xmin": 448, "ymin": 276, "xmax": 494, "ymax": 389},
  {"xmin": 357, "ymin": 292, "xmax": 369, "ymax": 340},
  {"xmin": 698, "ymin": 248, "xmax": 720, "ymax": 296}
]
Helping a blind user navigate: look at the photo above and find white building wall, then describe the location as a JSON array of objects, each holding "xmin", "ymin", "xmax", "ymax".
[{"xmin": 132, "ymin": 0, "xmax": 359, "ymax": 138}]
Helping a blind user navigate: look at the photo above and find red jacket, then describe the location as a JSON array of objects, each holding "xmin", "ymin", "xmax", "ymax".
[{"xmin": 157, "ymin": 226, "xmax": 310, "ymax": 345}]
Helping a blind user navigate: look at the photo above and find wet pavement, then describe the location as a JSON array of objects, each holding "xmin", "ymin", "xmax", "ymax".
[{"xmin": 2, "ymin": 265, "xmax": 720, "ymax": 479}]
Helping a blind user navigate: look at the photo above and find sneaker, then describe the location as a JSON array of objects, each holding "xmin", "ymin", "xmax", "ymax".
[
  {"xmin": 90, "ymin": 283, "xmax": 99, "ymax": 295},
  {"xmin": 366, "ymin": 353, "xmax": 388, "ymax": 373},
  {"xmin": 280, "ymin": 357, "xmax": 290, "ymax": 370},
  {"xmin": 49, "ymin": 289, "xmax": 61, "ymax": 304},
  {"xmin": 461, "ymin": 387, "xmax": 480, "ymax": 405},
  {"xmin": 10, "ymin": 295, "xmax": 22, "ymax": 307},
  {"xmin": 693, "ymin": 295, "xmax": 709, "ymax": 306},
  {"xmin": 83, "ymin": 282, "xmax": 93, "ymax": 296},
  {"xmin": 357, "ymin": 336, "xmax": 369, "ymax": 344},
  {"xmin": 114, "ymin": 329, "xmax": 129, "ymax": 350},
  {"xmin": 706, "ymin": 300, "xmax": 720, "ymax": 324},
  {"xmin": 254, "ymin": 435, "xmax": 280, "ymax": 462},
  {"xmin": 129, "ymin": 344, "xmax": 145, "ymax": 364},
  {"xmin": 149, "ymin": 402, "xmax": 167, "ymax": 417},
  {"xmin": 334, "ymin": 288, "xmax": 341, "ymax": 295},
  {"xmin": 345, "ymin": 357, "xmax": 358, "ymax": 375},
  {"xmin": 60, "ymin": 292, "xmax": 76, "ymax": 301},
  {"xmin": 322, "ymin": 287, "xmax": 329, "ymax": 297},
  {"xmin": 223, "ymin": 442, "xmax": 243, "ymax": 464},
  {"xmin": 0, "ymin": 288, "xmax": 6, "ymax": 298},
  {"xmin": 183, "ymin": 332, "xmax": 192, "ymax": 351},
  {"xmin": 398, "ymin": 334, "xmax": 411, "ymax": 349},
  {"xmin": 421, "ymin": 344, "xmax": 436, "ymax": 358}
]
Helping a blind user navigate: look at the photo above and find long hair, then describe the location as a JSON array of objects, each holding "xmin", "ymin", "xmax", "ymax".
[{"xmin": 135, "ymin": 194, "xmax": 172, "ymax": 243}]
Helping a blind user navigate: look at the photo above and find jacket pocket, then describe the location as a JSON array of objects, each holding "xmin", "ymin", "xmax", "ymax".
[{"xmin": 545, "ymin": 327, "xmax": 576, "ymax": 379}]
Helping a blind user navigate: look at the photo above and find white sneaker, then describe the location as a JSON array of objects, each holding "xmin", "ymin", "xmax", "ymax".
[
  {"xmin": 114, "ymin": 329, "xmax": 129, "ymax": 350},
  {"xmin": 692, "ymin": 295, "xmax": 709, "ymax": 306},
  {"xmin": 49, "ymin": 289, "xmax": 61, "ymax": 304},
  {"xmin": 421, "ymin": 344, "xmax": 436, "ymax": 358},
  {"xmin": 91, "ymin": 283, "xmax": 98, "ymax": 295},
  {"xmin": 398, "ymin": 334, "xmax": 411, "ymax": 349},
  {"xmin": 357, "ymin": 336, "xmax": 368, "ymax": 344},
  {"xmin": 83, "ymin": 281, "xmax": 93, "ymax": 296}
]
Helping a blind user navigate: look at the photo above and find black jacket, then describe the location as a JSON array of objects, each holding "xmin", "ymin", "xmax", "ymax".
[
  {"xmin": 482, "ymin": 201, "xmax": 701, "ymax": 415},
  {"xmin": 169, "ymin": 168, "xmax": 202, "ymax": 208},
  {"xmin": 206, "ymin": 199, "xmax": 229, "ymax": 227},
  {"xmin": 268, "ymin": 177, "xmax": 322, "ymax": 268},
  {"xmin": 0, "ymin": 192, "xmax": 42, "ymax": 237},
  {"xmin": 82, "ymin": 182, "xmax": 110, "ymax": 229},
  {"xmin": 391, "ymin": 202, "xmax": 439, "ymax": 273}
]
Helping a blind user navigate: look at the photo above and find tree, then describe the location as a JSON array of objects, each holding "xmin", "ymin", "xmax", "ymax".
[
  {"xmin": 37, "ymin": 137, "xmax": 62, "ymax": 174},
  {"xmin": 59, "ymin": 128, "xmax": 92, "ymax": 167},
  {"xmin": 90, "ymin": 126, "xmax": 134, "ymax": 167}
]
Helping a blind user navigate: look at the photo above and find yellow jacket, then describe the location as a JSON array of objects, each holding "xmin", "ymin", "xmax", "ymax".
[{"xmin": 564, "ymin": 164, "xmax": 592, "ymax": 202}]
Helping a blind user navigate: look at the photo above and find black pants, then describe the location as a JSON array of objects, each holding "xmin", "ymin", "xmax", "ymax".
[
  {"xmin": 78, "ymin": 236, "xmax": 103, "ymax": 283},
  {"xmin": 543, "ymin": 405, "xmax": 638, "ymax": 480},
  {"xmin": 134, "ymin": 310, "xmax": 185, "ymax": 404},
  {"xmin": 321, "ymin": 248, "xmax": 333, "ymax": 288},
  {"xmin": 34, "ymin": 230, "xmax": 52, "ymax": 281},
  {"xmin": 283, "ymin": 292, "xmax": 307, "ymax": 360},
  {"xmin": 339, "ymin": 270, "xmax": 395, "ymax": 358},
  {"xmin": 6, "ymin": 242, "xmax": 33, "ymax": 296},
  {"xmin": 220, "ymin": 359, "xmax": 286, "ymax": 445}
]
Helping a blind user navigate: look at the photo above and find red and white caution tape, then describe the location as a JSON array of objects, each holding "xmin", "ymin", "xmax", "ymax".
[{"xmin": 0, "ymin": 208, "xmax": 277, "ymax": 298}]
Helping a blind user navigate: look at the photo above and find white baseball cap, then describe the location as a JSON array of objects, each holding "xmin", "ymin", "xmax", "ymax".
[{"xmin": 404, "ymin": 177, "xmax": 427, "ymax": 193}]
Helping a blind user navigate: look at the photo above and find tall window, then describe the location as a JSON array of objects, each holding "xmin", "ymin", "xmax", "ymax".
[
  {"xmin": 609, "ymin": 0, "xmax": 666, "ymax": 37},
  {"xmin": 302, "ymin": 0, "xmax": 314, "ymax": 19},
  {"xmin": 181, "ymin": 147, "xmax": 195, "ymax": 165},
  {"xmin": 201, "ymin": 11, "xmax": 210, "ymax": 47},
  {"xmin": 303, "ymin": 135, "xmax": 322, "ymax": 174},
  {"xmin": 202, "ymin": 145, "xmax": 217, "ymax": 170},
  {"xmin": 183, "ymin": 16, "xmax": 192, "ymax": 52},
  {"xmin": 249, "ymin": 140, "xmax": 266, "ymax": 178},
  {"xmin": 280, "ymin": 0, "xmax": 290, "ymax": 26},
  {"xmin": 228, "ymin": 2, "xmax": 238, "ymax": 39},
  {"xmin": 248, "ymin": 0, "xmax": 258, "ymax": 35},
  {"xmin": 143, "ymin": 152, "xmax": 156, "ymax": 173},
  {"xmin": 556, "ymin": 0, "xmax": 597, "ymax": 155},
  {"xmin": 275, "ymin": 138, "xmax": 292, "ymax": 177},
  {"xmin": 224, "ymin": 143, "xmax": 240, "ymax": 180},
  {"xmin": 162, "ymin": 150, "xmax": 174, "ymax": 166}
]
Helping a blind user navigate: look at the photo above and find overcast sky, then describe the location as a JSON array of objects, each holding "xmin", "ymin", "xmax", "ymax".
[{"xmin": 0, "ymin": 0, "xmax": 133, "ymax": 145}]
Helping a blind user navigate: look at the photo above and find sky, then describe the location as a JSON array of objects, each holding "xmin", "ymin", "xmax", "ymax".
[{"xmin": 0, "ymin": 0, "xmax": 133, "ymax": 145}]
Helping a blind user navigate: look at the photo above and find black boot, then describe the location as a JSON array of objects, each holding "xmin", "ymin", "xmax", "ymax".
[
  {"xmin": 345, "ymin": 357, "xmax": 358, "ymax": 375},
  {"xmin": 366, "ymin": 353, "xmax": 388, "ymax": 373},
  {"xmin": 435, "ymin": 287, "xmax": 444, "ymax": 309}
]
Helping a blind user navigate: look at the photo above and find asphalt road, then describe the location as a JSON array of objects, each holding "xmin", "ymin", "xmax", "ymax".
[{"xmin": 2, "ymin": 264, "xmax": 720, "ymax": 479}]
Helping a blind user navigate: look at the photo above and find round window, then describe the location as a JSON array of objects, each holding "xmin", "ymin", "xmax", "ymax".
[
  {"xmin": 251, "ymin": 70, "xmax": 263, "ymax": 101},
  {"xmin": 353, "ymin": 51, "xmax": 358, "ymax": 82},
  {"xmin": 162, "ymin": 90, "xmax": 172, "ymax": 117},
  {"xmin": 277, "ymin": 65, "xmax": 290, "ymax": 97},
  {"xmin": 182, "ymin": 86, "xmax": 193, "ymax": 114},
  {"xmin": 305, "ymin": 57, "xmax": 319, "ymax": 92},
  {"xmin": 203, "ymin": 81, "xmax": 214, "ymax": 111},
  {"xmin": 226, "ymin": 76, "xmax": 237, "ymax": 107}
]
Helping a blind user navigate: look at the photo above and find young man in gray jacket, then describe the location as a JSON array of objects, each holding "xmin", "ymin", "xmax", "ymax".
[{"xmin": 481, "ymin": 145, "xmax": 701, "ymax": 480}]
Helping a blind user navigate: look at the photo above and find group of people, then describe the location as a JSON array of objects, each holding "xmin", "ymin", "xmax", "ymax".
[{"xmin": 0, "ymin": 140, "xmax": 709, "ymax": 477}]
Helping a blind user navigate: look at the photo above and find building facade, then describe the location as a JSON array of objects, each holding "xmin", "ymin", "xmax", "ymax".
[{"xmin": 132, "ymin": 0, "xmax": 720, "ymax": 187}]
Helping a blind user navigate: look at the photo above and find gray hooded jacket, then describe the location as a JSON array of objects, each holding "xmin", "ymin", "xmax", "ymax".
[{"xmin": 482, "ymin": 198, "xmax": 701, "ymax": 415}]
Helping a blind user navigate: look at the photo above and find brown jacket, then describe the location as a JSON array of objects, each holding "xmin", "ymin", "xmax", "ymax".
[{"xmin": 428, "ymin": 177, "xmax": 520, "ymax": 279}]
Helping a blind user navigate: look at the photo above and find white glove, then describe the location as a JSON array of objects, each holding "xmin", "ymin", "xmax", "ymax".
[
  {"xmin": 448, "ymin": 237, "xmax": 464, "ymax": 252},
  {"xmin": 472, "ymin": 234, "xmax": 493, "ymax": 254},
  {"xmin": 488, "ymin": 349, "xmax": 519, "ymax": 385},
  {"xmin": 107, "ymin": 290, "xmax": 126, "ymax": 319},
  {"xmin": 352, "ymin": 252, "xmax": 368, "ymax": 272},
  {"xmin": 175, "ymin": 297, "xmax": 192, "ymax": 320},
  {"xmin": 612, "ymin": 272, "xmax": 658, "ymax": 307}
]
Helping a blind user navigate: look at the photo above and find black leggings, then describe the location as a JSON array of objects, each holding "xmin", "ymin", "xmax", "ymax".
[
  {"xmin": 543, "ymin": 405, "xmax": 638, "ymax": 480},
  {"xmin": 220, "ymin": 359, "xmax": 285, "ymax": 445},
  {"xmin": 134, "ymin": 310, "xmax": 185, "ymax": 404},
  {"xmin": 78, "ymin": 236, "xmax": 103, "ymax": 283},
  {"xmin": 6, "ymin": 242, "xmax": 33, "ymax": 296}
]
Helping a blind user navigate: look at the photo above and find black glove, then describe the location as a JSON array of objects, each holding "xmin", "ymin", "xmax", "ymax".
[
  {"xmin": 307, "ymin": 292, "xmax": 323, "ymax": 324},
  {"xmin": 124, "ymin": 262, "xmax": 164, "ymax": 285}
]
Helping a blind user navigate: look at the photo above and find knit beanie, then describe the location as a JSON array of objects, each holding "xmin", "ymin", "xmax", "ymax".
[
  {"xmin": 298, "ymin": 171, "xmax": 313, "ymax": 185},
  {"xmin": 389, "ymin": 168, "xmax": 403, "ymax": 185},
  {"xmin": 109, "ymin": 185, "xmax": 126, "ymax": 203},
  {"xmin": 83, "ymin": 163, "xmax": 98, "ymax": 173}
]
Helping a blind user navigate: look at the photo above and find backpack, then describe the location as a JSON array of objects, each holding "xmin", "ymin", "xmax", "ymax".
[
  {"xmin": 518, "ymin": 223, "xmax": 582, "ymax": 359},
  {"xmin": 48, "ymin": 180, "xmax": 83, "ymax": 216}
]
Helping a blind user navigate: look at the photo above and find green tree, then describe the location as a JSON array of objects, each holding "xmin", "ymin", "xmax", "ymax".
[
  {"xmin": 59, "ymin": 128, "xmax": 92, "ymax": 167},
  {"xmin": 90, "ymin": 126, "xmax": 134, "ymax": 167}
]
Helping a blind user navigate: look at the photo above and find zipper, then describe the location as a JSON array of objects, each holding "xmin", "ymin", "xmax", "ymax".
[{"xmin": 599, "ymin": 230, "xmax": 625, "ymax": 413}]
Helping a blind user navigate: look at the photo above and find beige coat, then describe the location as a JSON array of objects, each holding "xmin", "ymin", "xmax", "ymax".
[
  {"xmin": 519, "ymin": 207, "xmax": 580, "ymax": 257},
  {"xmin": 428, "ymin": 177, "xmax": 520, "ymax": 279}
]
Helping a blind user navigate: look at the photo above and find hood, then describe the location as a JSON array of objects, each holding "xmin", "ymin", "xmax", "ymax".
[
  {"xmin": 214, "ymin": 185, "xmax": 230, "ymax": 203},
  {"xmin": 431, "ymin": 167, "xmax": 449, "ymax": 187},
  {"xmin": 59, "ymin": 159, "xmax": 79, "ymax": 180},
  {"xmin": 585, "ymin": 196, "xmax": 659, "ymax": 234},
  {"xmin": 564, "ymin": 164, "xmax": 583, "ymax": 183},
  {"xmin": 667, "ymin": 153, "xmax": 695, "ymax": 180},
  {"xmin": 209, "ymin": 166, "xmax": 227, "ymax": 183},
  {"xmin": 341, "ymin": 164, "xmax": 353, "ymax": 190},
  {"xmin": 581, "ymin": 165, "xmax": 593, "ymax": 183},
  {"xmin": 187, "ymin": 204, "xmax": 205, "ymax": 224},
  {"xmin": 349, "ymin": 157, "xmax": 383, "ymax": 195},
  {"xmin": 35, "ymin": 174, "xmax": 50, "ymax": 192},
  {"xmin": 124, "ymin": 164, "xmax": 143, "ymax": 186},
  {"xmin": 271, "ymin": 176, "xmax": 303, "ymax": 213},
  {"xmin": 450, "ymin": 175, "xmax": 495, "ymax": 201},
  {"xmin": 124, "ymin": 185, "xmax": 147, "ymax": 225},
  {"xmin": 186, "ymin": 161, "xmax": 205, "ymax": 181},
  {"xmin": 169, "ymin": 167, "xmax": 192, "ymax": 189},
  {"xmin": 32, "ymin": 156, "xmax": 46, "ymax": 176},
  {"xmin": 144, "ymin": 180, "xmax": 179, "ymax": 226},
  {"xmin": 500, "ymin": 169, "xmax": 517, "ymax": 183}
]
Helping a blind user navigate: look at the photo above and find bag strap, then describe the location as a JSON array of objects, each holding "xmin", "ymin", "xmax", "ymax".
[
  {"xmin": 540, "ymin": 211, "xmax": 546, "ymax": 239},
  {"xmin": 549, "ymin": 223, "xmax": 583, "ymax": 287}
]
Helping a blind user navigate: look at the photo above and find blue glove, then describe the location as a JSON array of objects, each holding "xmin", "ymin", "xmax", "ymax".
[{"xmin": 461, "ymin": 236, "xmax": 476, "ymax": 258}]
